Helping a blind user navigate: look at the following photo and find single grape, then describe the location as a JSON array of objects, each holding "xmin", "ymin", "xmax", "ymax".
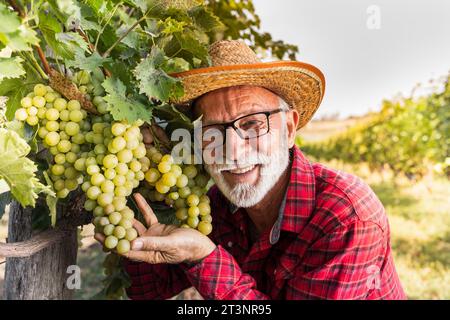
[
  {"xmin": 14, "ymin": 108, "xmax": 28, "ymax": 121},
  {"xmin": 103, "ymin": 154, "xmax": 119, "ymax": 169},
  {"xmin": 186, "ymin": 194, "xmax": 200, "ymax": 207},
  {"xmin": 67, "ymin": 100, "xmax": 81, "ymax": 111},
  {"xmin": 116, "ymin": 239, "xmax": 131, "ymax": 254},
  {"xmin": 97, "ymin": 192, "xmax": 114, "ymax": 207},
  {"xmin": 113, "ymin": 226, "xmax": 126, "ymax": 239},
  {"xmin": 103, "ymin": 224, "xmax": 115, "ymax": 236},
  {"xmin": 188, "ymin": 206, "xmax": 200, "ymax": 217},
  {"xmin": 108, "ymin": 212, "xmax": 122, "ymax": 225},
  {"xmin": 91, "ymin": 173, "xmax": 106, "ymax": 186},
  {"xmin": 183, "ymin": 165, "xmax": 198, "ymax": 179},
  {"xmin": 176, "ymin": 208, "xmax": 188, "ymax": 220},
  {"xmin": 32, "ymin": 96, "xmax": 46, "ymax": 108},
  {"xmin": 20, "ymin": 97, "xmax": 33, "ymax": 108},
  {"xmin": 176, "ymin": 174, "xmax": 189, "ymax": 188},
  {"xmin": 34, "ymin": 84, "xmax": 47, "ymax": 96},
  {"xmin": 111, "ymin": 123, "xmax": 127, "ymax": 136},
  {"xmin": 104, "ymin": 236, "xmax": 118, "ymax": 249},
  {"xmin": 125, "ymin": 228, "xmax": 138, "ymax": 241},
  {"xmin": 158, "ymin": 161, "xmax": 172, "ymax": 174},
  {"xmin": 198, "ymin": 202, "xmax": 211, "ymax": 216},
  {"xmin": 198, "ymin": 221, "xmax": 212, "ymax": 235},
  {"xmin": 187, "ymin": 216, "xmax": 199, "ymax": 228},
  {"xmin": 26, "ymin": 116, "xmax": 39, "ymax": 126}
]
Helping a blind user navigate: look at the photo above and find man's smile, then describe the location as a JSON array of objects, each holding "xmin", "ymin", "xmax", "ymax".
[{"xmin": 222, "ymin": 164, "xmax": 260, "ymax": 185}]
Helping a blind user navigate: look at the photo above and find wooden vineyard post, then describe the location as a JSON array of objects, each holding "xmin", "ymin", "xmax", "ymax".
[{"xmin": 1, "ymin": 197, "xmax": 92, "ymax": 299}]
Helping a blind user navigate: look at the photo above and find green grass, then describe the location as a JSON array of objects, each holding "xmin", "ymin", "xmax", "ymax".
[{"xmin": 74, "ymin": 162, "xmax": 450, "ymax": 300}]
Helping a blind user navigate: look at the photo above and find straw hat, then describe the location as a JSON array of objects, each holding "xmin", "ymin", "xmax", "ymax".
[{"xmin": 169, "ymin": 40, "xmax": 325, "ymax": 129}]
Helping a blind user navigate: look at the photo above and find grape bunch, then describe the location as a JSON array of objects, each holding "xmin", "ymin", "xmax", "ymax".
[
  {"xmin": 144, "ymin": 149, "xmax": 213, "ymax": 235},
  {"xmin": 83, "ymin": 121, "xmax": 148, "ymax": 254},
  {"xmin": 13, "ymin": 69, "xmax": 214, "ymax": 254},
  {"xmin": 14, "ymin": 83, "xmax": 89, "ymax": 199}
]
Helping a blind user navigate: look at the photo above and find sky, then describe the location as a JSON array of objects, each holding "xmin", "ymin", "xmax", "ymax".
[{"xmin": 252, "ymin": 0, "xmax": 450, "ymax": 119}]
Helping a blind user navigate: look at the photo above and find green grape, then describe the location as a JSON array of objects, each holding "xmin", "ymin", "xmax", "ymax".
[
  {"xmin": 125, "ymin": 228, "xmax": 138, "ymax": 241},
  {"xmin": 121, "ymin": 208, "xmax": 134, "ymax": 220},
  {"xmin": 72, "ymin": 133, "xmax": 85, "ymax": 144},
  {"xmin": 168, "ymin": 192, "xmax": 179, "ymax": 201},
  {"xmin": 37, "ymin": 108, "xmax": 47, "ymax": 119},
  {"xmin": 195, "ymin": 174, "xmax": 209, "ymax": 188},
  {"xmin": 104, "ymin": 236, "xmax": 118, "ymax": 249},
  {"xmin": 44, "ymin": 92, "xmax": 56, "ymax": 103},
  {"xmin": 113, "ymin": 226, "xmax": 126, "ymax": 239},
  {"xmin": 198, "ymin": 221, "xmax": 212, "ymax": 235},
  {"xmin": 111, "ymin": 123, "xmax": 126, "ymax": 136},
  {"xmin": 119, "ymin": 218, "xmax": 133, "ymax": 229},
  {"xmin": 65, "ymin": 152, "xmax": 77, "ymax": 164},
  {"xmin": 145, "ymin": 168, "xmax": 160, "ymax": 183},
  {"xmin": 113, "ymin": 175, "xmax": 126, "ymax": 186},
  {"xmin": 201, "ymin": 214, "xmax": 212, "ymax": 223},
  {"xmin": 112, "ymin": 197, "xmax": 127, "ymax": 211},
  {"xmin": 174, "ymin": 198, "xmax": 187, "ymax": 209},
  {"xmin": 103, "ymin": 204, "xmax": 115, "ymax": 215},
  {"xmin": 117, "ymin": 149, "xmax": 133, "ymax": 163},
  {"xmin": 158, "ymin": 161, "xmax": 172, "ymax": 174},
  {"xmin": 135, "ymin": 171, "xmax": 145, "ymax": 181},
  {"xmin": 94, "ymin": 144, "xmax": 107, "ymax": 155},
  {"xmin": 65, "ymin": 179, "xmax": 79, "ymax": 191},
  {"xmin": 199, "ymin": 195, "xmax": 210, "ymax": 204},
  {"xmin": 191, "ymin": 186, "xmax": 204, "ymax": 197},
  {"xmin": 93, "ymin": 206, "xmax": 104, "ymax": 217},
  {"xmin": 57, "ymin": 140, "xmax": 72, "ymax": 153},
  {"xmin": 20, "ymin": 97, "xmax": 33, "ymax": 108},
  {"xmin": 112, "ymin": 136, "xmax": 126, "ymax": 151},
  {"xmin": 161, "ymin": 172, "xmax": 177, "ymax": 187},
  {"xmin": 65, "ymin": 122, "xmax": 80, "ymax": 136},
  {"xmin": 67, "ymin": 100, "xmax": 81, "ymax": 111},
  {"xmin": 53, "ymin": 180, "xmax": 65, "ymax": 191},
  {"xmin": 116, "ymin": 239, "xmax": 131, "ymax": 254},
  {"xmin": 81, "ymin": 181, "xmax": 91, "ymax": 192},
  {"xmin": 97, "ymin": 192, "xmax": 114, "ymax": 207},
  {"xmin": 115, "ymin": 163, "xmax": 128, "ymax": 175},
  {"xmin": 64, "ymin": 167, "xmax": 79, "ymax": 179},
  {"xmin": 186, "ymin": 194, "xmax": 200, "ymax": 207},
  {"xmin": 53, "ymin": 98, "xmax": 67, "ymax": 111},
  {"xmin": 129, "ymin": 160, "xmax": 142, "ymax": 172},
  {"xmin": 176, "ymin": 208, "xmax": 188, "ymax": 220},
  {"xmin": 103, "ymin": 154, "xmax": 118, "ymax": 169},
  {"xmin": 32, "ymin": 96, "xmax": 46, "ymax": 108},
  {"xmin": 56, "ymin": 188, "xmax": 70, "ymax": 199},
  {"xmin": 183, "ymin": 165, "xmax": 198, "ymax": 179},
  {"xmin": 155, "ymin": 181, "xmax": 170, "ymax": 194},
  {"xmin": 187, "ymin": 216, "xmax": 199, "ymax": 228},
  {"xmin": 103, "ymin": 224, "xmax": 115, "ymax": 236},
  {"xmin": 170, "ymin": 164, "xmax": 183, "ymax": 177},
  {"xmin": 14, "ymin": 108, "xmax": 28, "ymax": 121},
  {"xmin": 86, "ymin": 165, "xmax": 100, "ymax": 175},
  {"xmin": 84, "ymin": 199, "xmax": 97, "ymax": 211},
  {"xmin": 54, "ymin": 153, "xmax": 66, "ymax": 164},
  {"xmin": 178, "ymin": 186, "xmax": 191, "ymax": 199},
  {"xmin": 132, "ymin": 144, "xmax": 146, "ymax": 158},
  {"xmin": 198, "ymin": 202, "xmax": 211, "ymax": 216},
  {"xmin": 45, "ymin": 120, "xmax": 59, "ymax": 132},
  {"xmin": 91, "ymin": 173, "xmax": 106, "ymax": 186},
  {"xmin": 45, "ymin": 108, "xmax": 59, "ymax": 121},
  {"xmin": 27, "ymin": 106, "xmax": 38, "ymax": 116},
  {"xmin": 151, "ymin": 152, "xmax": 163, "ymax": 164},
  {"xmin": 176, "ymin": 174, "xmax": 188, "ymax": 188},
  {"xmin": 34, "ymin": 84, "xmax": 47, "ymax": 96},
  {"xmin": 188, "ymin": 206, "xmax": 200, "ymax": 217},
  {"xmin": 108, "ymin": 212, "xmax": 122, "ymax": 225},
  {"xmin": 180, "ymin": 224, "xmax": 190, "ymax": 229},
  {"xmin": 26, "ymin": 116, "xmax": 38, "ymax": 126},
  {"xmin": 104, "ymin": 168, "xmax": 116, "ymax": 180},
  {"xmin": 87, "ymin": 186, "xmax": 101, "ymax": 200},
  {"xmin": 51, "ymin": 164, "xmax": 65, "ymax": 176}
]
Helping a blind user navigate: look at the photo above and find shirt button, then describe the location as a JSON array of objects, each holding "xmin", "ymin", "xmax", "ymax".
[{"xmin": 227, "ymin": 241, "xmax": 233, "ymax": 248}]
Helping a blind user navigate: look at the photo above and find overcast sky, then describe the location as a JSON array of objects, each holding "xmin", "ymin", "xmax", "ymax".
[{"xmin": 253, "ymin": 0, "xmax": 450, "ymax": 119}]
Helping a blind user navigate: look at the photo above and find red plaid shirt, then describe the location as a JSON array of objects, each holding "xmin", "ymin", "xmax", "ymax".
[{"xmin": 124, "ymin": 146, "xmax": 406, "ymax": 300}]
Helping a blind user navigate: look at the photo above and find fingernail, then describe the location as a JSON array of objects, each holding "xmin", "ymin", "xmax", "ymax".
[{"xmin": 132, "ymin": 240, "xmax": 143, "ymax": 250}]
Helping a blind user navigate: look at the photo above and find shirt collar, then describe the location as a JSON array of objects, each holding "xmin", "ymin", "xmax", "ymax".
[{"xmin": 226, "ymin": 146, "xmax": 316, "ymax": 235}]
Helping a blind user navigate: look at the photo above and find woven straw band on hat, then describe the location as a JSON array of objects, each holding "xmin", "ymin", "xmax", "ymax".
[{"xmin": 169, "ymin": 40, "xmax": 325, "ymax": 129}]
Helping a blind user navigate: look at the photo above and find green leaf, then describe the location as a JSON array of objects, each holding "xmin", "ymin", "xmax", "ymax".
[
  {"xmin": 164, "ymin": 30, "xmax": 209, "ymax": 66},
  {"xmin": 38, "ymin": 11, "xmax": 75, "ymax": 60},
  {"xmin": 0, "ymin": 57, "xmax": 25, "ymax": 82},
  {"xmin": 134, "ymin": 47, "xmax": 184, "ymax": 102},
  {"xmin": 0, "ymin": 3, "xmax": 21, "ymax": 34},
  {"xmin": 43, "ymin": 171, "xmax": 57, "ymax": 227},
  {"xmin": 1, "ymin": 26, "xmax": 40, "ymax": 52},
  {"xmin": 101, "ymin": 77, "xmax": 152, "ymax": 123},
  {"xmin": 0, "ymin": 128, "xmax": 53, "ymax": 208},
  {"xmin": 0, "ymin": 191, "xmax": 11, "ymax": 220},
  {"xmin": 188, "ymin": 6, "xmax": 224, "ymax": 32},
  {"xmin": 0, "ymin": 77, "xmax": 22, "ymax": 96},
  {"xmin": 65, "ymin": 52, "xmax": 112, "ymax": 71},
  {"xmin": 3, "ymin": 68, "xmax": 38, "ymax": 121},
  {"xmin": 56, "ymin": 32, "xmax": 89, "ymax": 53}
]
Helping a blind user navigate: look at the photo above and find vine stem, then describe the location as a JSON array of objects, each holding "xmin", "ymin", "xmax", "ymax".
[{"xmin": 102, "ymin": 9, "xmax": 152, "ymax": 58}]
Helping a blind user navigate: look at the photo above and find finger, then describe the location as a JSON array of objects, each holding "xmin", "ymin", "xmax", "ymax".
[
  {"xmin": 125, "ymin": 250, "xmax": 158, "ymax": 264},
  {"xmin": 151, "ymin": 123, "xmax": 170, "ymax": 145},
  {"xmin": 132, "ymin": 218, "xmax": 147, "ymax": 236},
  {"xmin": 131, "ymin": 235, "xmax": 171, "ymax": 251},
  {"xmin": 94, "ymin": 233, "xmax": 105, "ymax": 244},
  {"xmin": 133, "ymin": 193, "xmax": 158, "ymax": 227},
  {"xmin": 141, "ymin": 125, "xmax": 154, "ymax": 145}
]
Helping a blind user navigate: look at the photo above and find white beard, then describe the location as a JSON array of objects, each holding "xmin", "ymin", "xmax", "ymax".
[{"xmin": 204, "ymin": 132, "xmax": 290, "ymax": 208}]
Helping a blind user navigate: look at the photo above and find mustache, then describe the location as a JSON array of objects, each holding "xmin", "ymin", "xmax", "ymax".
[{"xmin": 205, "ymin": 153, "xmax": 271, "ymax": 172}]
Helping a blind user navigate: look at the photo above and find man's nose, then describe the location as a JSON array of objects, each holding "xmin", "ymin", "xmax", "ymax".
[{"xmin": 224, "ymin": 127, "xmax": 247, "ymax": 163}]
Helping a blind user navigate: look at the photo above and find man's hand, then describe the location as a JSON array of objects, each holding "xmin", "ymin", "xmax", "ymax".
[{"xmin": 95, "ymin": 193, "xmax": 216, "ymax": 264}]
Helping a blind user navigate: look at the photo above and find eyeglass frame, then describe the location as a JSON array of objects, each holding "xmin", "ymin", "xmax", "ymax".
[{"xmin": 201, "ymin": 108, "xmax": 285, "ymax": 148}]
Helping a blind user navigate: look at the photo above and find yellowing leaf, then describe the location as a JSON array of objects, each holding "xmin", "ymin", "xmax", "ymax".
[{"xmin": 0, "ymin": 128, "xmax": 53, "ymax": 208}]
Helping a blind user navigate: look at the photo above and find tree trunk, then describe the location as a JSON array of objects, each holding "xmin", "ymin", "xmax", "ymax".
[{"xmin": 4, "ymin": 201, "xmax": 78, "ymax": 300}]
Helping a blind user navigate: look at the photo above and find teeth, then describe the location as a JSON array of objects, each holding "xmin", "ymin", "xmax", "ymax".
[{"xmin": 229, "ymin": 165, "xmax": 255, "ymax": 174}]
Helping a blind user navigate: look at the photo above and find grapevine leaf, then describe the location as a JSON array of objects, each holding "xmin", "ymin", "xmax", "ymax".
[
  {"xmin": 164, "ymin": 30, "xmax": 209, "ymax": 66},
  {"xmin": 1, "ymin": 26, "xmax": 40, "ymax": 52},
  {"xmin": 0, "ymin": 129, "xmax": 53, "ymax": 208},
  {"xmin": 0, "ymin": 77, "xmax": 22, "ymax": 96},
  {"xmin": 56, "ymin": 32, "xmax": 89, "ymax": 53},
  {"xmin": 102, "ymin": 77, "xmax": 152, "ymax": 123},
  {"xmin": 0, "ymin": 3, "xmax": 21, "ymax": 34},
  {"xmin": 134, "ymin": 47, "xmax": 184, "ymax": 102},
  {"xmin": 65, "ymin": 52, "xmax": 112, "ymax": 71},
  {"xmin": 0, "ymin": 57, "xmax": 25, "ymax": 82},
  {"xmin": 0, "ymin": 190, "xmax": 11, "ymax": 220},
  {"xmin": 38, "ymin": 11, "xmax": 75, "ymax": 60},
  {"xmin": 188, "ymin": 6, "xmax": 224, "ymax": 32},
  {"xmin": 43, "ymin": 171, "xmax": 57, "ymax": 227}
]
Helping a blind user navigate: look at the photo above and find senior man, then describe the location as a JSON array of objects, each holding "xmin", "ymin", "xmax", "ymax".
[{"xmin": 96, "ymin": 40, "xmax": 406, "ymax": 300}]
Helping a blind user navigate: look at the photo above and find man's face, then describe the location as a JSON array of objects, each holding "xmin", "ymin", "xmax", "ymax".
[{"xmin": 194, "ymin": 86, "xmax": 299, "ymax": 207}]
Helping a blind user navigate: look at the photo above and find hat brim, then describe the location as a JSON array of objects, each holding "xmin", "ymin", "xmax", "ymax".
[{"xmin": 169, "ymin": 61, "xmax": 325, "ymax": 129}]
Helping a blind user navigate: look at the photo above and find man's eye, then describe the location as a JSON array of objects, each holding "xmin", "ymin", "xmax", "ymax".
[{"xmin": 240, "ymin": 120, "xmax": 262, "ymax": 129}]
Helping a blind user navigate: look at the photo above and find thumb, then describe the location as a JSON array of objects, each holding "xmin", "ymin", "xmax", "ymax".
[{"xmin": 132, "ymin": 236, "xmax": 171, "ymax": 251}]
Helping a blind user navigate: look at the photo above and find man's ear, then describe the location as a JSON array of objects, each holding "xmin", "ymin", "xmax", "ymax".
[{"xmin": 286, "ymin": 109, "xmax": 299, "ymax": 148}]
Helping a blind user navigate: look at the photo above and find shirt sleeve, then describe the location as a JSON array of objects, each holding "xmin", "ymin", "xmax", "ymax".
[
  {"xmin": 179, "ymin": 245, "xmax": 270, "ymax": 300},
  {"xmin": 289, "ymin": 220, "xmax": 386, "ymax": 299},
  {"xmin": 123, "ymin": 259, "xmax": 191, "ymax": 300}
]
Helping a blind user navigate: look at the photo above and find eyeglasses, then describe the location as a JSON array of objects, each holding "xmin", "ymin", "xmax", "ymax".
[{"xmin": 201, "ymin": 109, "xmax": 284, "ymax": 149}]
